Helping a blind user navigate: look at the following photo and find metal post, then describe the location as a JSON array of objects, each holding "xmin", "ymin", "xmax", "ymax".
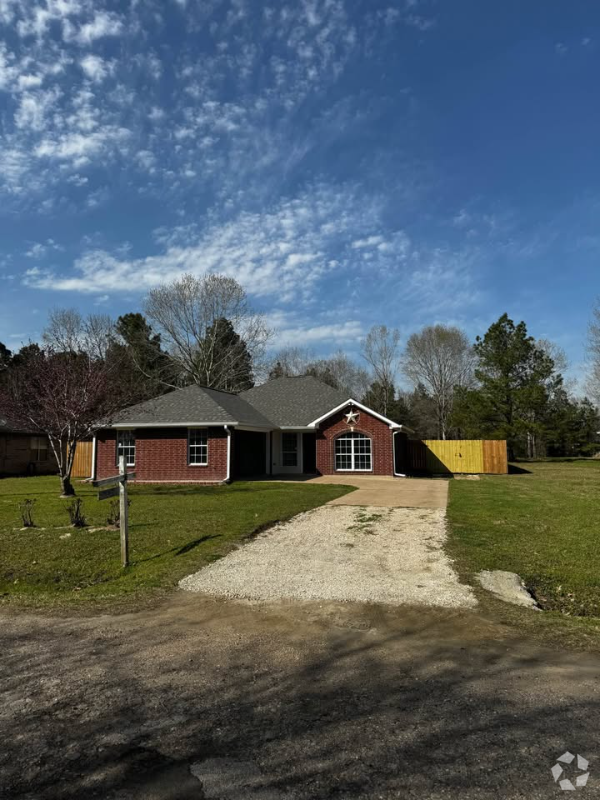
[{"xmin": 119, "ymin": 455, "xmax": 129, "ymax": 567}]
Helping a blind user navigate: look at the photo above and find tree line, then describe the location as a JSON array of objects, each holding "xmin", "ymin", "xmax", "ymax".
[{"xmin": 1, "ymin": 272, "xmax": 599, "ymax": 495}]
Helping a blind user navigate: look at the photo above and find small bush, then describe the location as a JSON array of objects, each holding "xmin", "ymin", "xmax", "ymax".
[
  {"xmin": 106, "ymin": 498, "xmax": 130, "ymax": 527},
  {"xmin": 19, "ymin": 499, "xmax": 36, "ymax": 528},
  {"xmin": 66, "ymin": 498, "xmax": 87, "ymax": 528}
]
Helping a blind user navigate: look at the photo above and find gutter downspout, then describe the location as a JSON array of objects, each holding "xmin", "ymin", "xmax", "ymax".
[
  {"xmin": 224, "ymin": 425, "xmax": 231, "ymax": 483},
  {"xmin": 90, "ymin": 434, "xmax": 97, "ymax": 481}
]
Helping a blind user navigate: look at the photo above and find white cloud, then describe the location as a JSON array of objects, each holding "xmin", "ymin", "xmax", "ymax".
[
  {"xmin": 80, "ymin": 54, "xmax": 113, "ymax": 82},
  {"xmin": 0, "ymin": 0, "xmax": 435, "ymax": 213},
  {"xmin": 352, "ymin": 235, "xmax": 385, "ymax": 249},
  {"xmin": 71, "ymin": 11, "xmax": 124, "ymax": 45},
  {"xmin": 24, "ymin": 239, "xmax": 62, "ymax": 259},
  {"xmin": 23, "ymin": 184, "xmax": 412, "ymax": 299},
  {"xmin": 14, "ymin": 88, "xmax": 61, "ymax": 131},
  {"xmin": 267, "ymin": 315, "xmax": 364, "ymax": 347},
  {"xmin": 35, "ymin": 126, "xmax": 130, "ymax": 164},
  {"xmin": 17, "ymin": 73, "xmax": 43, "ymax": 90}
]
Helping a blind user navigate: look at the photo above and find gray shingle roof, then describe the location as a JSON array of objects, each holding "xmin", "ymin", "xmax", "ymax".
[
  {"xmin": 113, "ymin": 385, "xmax": 274, "ymax": 428},
  {"xmin": 240, "ymin": 376, "xmax": 349, "ymax": 427}
]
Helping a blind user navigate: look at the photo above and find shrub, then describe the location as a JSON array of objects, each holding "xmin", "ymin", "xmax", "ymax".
[
  {"xmin": 66, "ymin": 498, "xmax": 87, "ymax": 528},
  {"xmin": 105, "ymin": 498, "xmax": 130, "ymax": 528},
  {"xmin": 19, "ymin": 499, "xmax": 36, "ymax": 528}
]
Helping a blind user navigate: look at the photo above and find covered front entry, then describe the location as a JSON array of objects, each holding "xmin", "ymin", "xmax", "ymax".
[
  {"xmin": 269, "ymin": 431, "xmax": 317, "ymax": 475},
  {"xmin": 232, "ymin": 430, "xmax": 267, "ymax": 478}
]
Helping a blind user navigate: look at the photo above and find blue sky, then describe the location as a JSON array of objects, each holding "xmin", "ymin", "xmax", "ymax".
[{"xmin": 0, "ymin": 0, "xmax": 599, "ymax": 387}]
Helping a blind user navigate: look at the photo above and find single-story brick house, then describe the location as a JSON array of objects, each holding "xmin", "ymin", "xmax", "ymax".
[
  {"xmin": 0, "ymin": 418, "xmax": 55, "ymax": 477},
  {"xmin": 93, "ymin": 376, "xmax": 411, "ymax": 483}
]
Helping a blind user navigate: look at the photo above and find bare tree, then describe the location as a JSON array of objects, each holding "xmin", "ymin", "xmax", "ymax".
[
  {"xmin": 537, "ymin": 337, "xmax": 574, "ymax": 395},
  {"xmin": 0, "ymin": 346, "xmax": 132, "ymax": 496},
  {"xmin": 43, "ymin": 309, "xmax": 114, "ymax": 360},
  {"xmin": 314, "ymin": 350, "xmax": 370, "ymax": 397},
  {"xmin": 360, "ymin": 325, "xmax": 401, "ymax": 416},
  {"xmin": 144, "ymin": 274, "xmax": 272, "ymax": 390},
  {"xmin": 586, "ymin": 302, "xmax": 600, "ymax": 406},
  {"xmin": 402, "ymin": 325, "xmax": 474, "ymax": 439},
  {"xmin": 267, "ymin": 347, "xmax": 316, "ymax": 380},
  {"xmin": 267, "ymin": 347, "xmax": 370, "ymax": 397}
]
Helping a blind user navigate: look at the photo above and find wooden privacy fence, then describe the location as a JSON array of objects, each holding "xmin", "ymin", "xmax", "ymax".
[
  {"xmin": 71, "ymin": 440, "xmax": 93, "ymax": 479},
  {"xmin": 407, "ymin": 439, "xmax": 508, "ymax": 475}
]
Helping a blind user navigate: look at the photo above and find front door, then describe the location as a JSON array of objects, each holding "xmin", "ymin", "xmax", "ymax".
[{"xmin": 279, "ymin": 431, "xmax": 300, "ymax": 473}]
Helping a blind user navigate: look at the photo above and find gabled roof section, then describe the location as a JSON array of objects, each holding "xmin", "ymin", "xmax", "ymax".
[
  {"xmin": 112, "ymin": 384, "xmax": 274, "ymax": 428},
  {"xmin": 240, "ymin": 376, "xmax": 348, "ymax": 428},
  {"xmin": 307, "ymin": 398, "xmax": 404, "ymax": 430}
]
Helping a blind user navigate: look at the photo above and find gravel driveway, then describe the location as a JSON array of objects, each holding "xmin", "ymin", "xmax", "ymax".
[{"xmin": 180, "ymin": 505, "xmax": 476, "ymax": 608}]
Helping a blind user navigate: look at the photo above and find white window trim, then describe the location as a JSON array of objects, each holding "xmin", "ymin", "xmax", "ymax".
[
  {"xmin": 281, "ymin": 431, "xmax": 299, "ymax": 468},
  {"xmin": 116, "ymin": 430, "xmax": 136, "ymax": 468},
  {"xmin": 335, "ymin": 433, "xmax": 373, "ymax": 472},
  {"xmin": 188, "ymin": 428, "xmax": 208, "ymax": 466}
]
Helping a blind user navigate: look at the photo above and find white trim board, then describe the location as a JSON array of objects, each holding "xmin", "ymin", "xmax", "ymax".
[{"xmin": 308, "ymin": 398, "xmax": 411, "ymax": 431}]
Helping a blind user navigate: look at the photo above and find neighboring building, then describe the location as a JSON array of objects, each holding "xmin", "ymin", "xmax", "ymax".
[
  {"xmin": 0, "ymin": 419, "xmax": 55, "ymax": 477},
  {"xmin": 94, "ymin": 376, "xmax": 411, "ymax": 483}
]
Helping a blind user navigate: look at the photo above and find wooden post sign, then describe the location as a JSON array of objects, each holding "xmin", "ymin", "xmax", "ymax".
[{"xmin": 93, "ymin": 456, "xmax": 135, "ymax": 567}]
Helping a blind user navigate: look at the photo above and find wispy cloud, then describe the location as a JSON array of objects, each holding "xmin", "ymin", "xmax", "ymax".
[{"xmin": 0, "ymin": 0, "xmax": 433, "ymax": 210}]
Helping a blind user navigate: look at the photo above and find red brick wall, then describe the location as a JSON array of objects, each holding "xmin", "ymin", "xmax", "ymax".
[
  {"xmin": 316, "ymin": 407, "xmax": 394, "ymax": 476},
  {"xmin": 0, "ymin": 433, "xmax": 56, "ymax": 476},
  {"xmin": 95, "ymin": 427, "xmax": 229, "ymax": 483}
]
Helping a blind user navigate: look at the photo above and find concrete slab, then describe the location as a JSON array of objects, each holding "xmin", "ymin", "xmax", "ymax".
[{"xmin": 303, "ymin": 475, "xmax": 449, "ymax": 509}]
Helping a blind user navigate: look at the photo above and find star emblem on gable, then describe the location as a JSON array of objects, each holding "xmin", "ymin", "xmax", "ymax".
[{"xmin": 344, "ymin": 409, "xmax": 359, "ymax": 426}]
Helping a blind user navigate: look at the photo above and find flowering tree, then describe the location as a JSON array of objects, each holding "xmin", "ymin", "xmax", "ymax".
[{"xmin": 0, "ymin": 346, "xmax": 131, "ymax": 496}]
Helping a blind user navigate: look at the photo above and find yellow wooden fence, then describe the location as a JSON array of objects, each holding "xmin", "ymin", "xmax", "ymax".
[
  {"xmin": 407, "ymin": 439, "xmax": 507, "ymax": 474},
  {"xmin": 71, "ymin": 440, "xmax": 93, "ymax": 479}
]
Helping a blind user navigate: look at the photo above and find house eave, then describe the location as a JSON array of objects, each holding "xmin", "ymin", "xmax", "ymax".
[
  {"xmin": 111, "ymin": 421, "xmax": 239, "ymax": 429},
  {"xmin": 278, "ymin": 425, "xmax": 314, "ymax": 431}
]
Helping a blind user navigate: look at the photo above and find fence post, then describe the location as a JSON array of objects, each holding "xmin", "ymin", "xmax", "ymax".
[{"xmin": 119, "ymin": 455, "xmax": 129, "ymax": 567}]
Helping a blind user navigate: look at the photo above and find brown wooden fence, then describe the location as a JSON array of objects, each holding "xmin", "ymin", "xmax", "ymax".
[
  {"xmin": 407, "ymin": 439, "xmax": 507, "ymax": 475},
  {"xmin": 71, "ymin": 440, "xmax": 93, "ymax": 479}
]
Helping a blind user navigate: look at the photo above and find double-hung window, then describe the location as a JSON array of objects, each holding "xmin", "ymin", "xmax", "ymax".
[
  {"xmin": 335, "ymin": 432, "xmax": 372, "ymax": 472},
  {"xmin": 116, "ymin": 431, "xmax": 136, "ymax": 467},
  {"xmin": 30, "ymin": 436, "xmax": 48, "ymax": 462},
  {"xmin": 281, "ymin": 432, "xmax": 298, "ymax": 467},
  {"xmin": 188, "ymin": 429, "xmax": 208, "ymax": 465}
]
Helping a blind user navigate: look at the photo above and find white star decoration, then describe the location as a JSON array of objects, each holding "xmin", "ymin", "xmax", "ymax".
[{"xmin": 344, "ymin": 409, "xmax": 359, "ymax": 425}]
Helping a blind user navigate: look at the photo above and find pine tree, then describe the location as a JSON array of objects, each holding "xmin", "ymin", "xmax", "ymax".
[{"xmin": 202, "ymin": 317, "xmax": 254, "ymax": 392}]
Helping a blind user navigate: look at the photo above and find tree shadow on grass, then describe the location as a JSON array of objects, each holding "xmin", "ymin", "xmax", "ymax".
[{"xmin": 133, "ymin": 534, "xmax": 222, "ymax": 564}]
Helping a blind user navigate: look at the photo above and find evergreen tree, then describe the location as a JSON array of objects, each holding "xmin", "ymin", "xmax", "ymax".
[
  {"xmin": 203, "ymin": 317, "xmax": 254, "ymax": 392},
  {"xmin": 268, "ymin": 361, "xmax": 285, "ymax": 380},
  {"xmin": 111, "ymin": 312, "xmax": 173, "ymax": 399},
  {"xmin": 362, "ymin": 381, "xmax": 412, "ymax": 426},
  {"xmin": 0, "ymin": 342, "xmax": 12, "ymax": 372},
  {"xmin": 404, "ymin": 384, "xmax": 439, "ymax": 439},
  {"xmin": 451, "ymin": 314, "xmax": 561, "ymax": 458}
]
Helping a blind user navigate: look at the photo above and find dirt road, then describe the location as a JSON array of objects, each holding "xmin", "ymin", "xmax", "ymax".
[{"xmin": 2, "ymin": 595, "xmax": 599, "ymax": 798}]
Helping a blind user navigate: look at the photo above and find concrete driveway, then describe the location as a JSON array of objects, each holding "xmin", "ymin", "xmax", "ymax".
[{"xmin": 306, "ymin": 475, "xmax": 449, "ymax": 509}]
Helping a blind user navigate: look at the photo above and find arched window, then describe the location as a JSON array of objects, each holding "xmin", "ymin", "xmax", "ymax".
[{"xmin": 335, "ymin": 432, "xmax": 372, "ymax": 472}]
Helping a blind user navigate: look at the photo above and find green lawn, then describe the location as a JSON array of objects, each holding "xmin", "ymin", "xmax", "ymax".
[
  {"xmin": 0, "ymin": 476, "xmax": 353, "ymax": 610},
  {"xmin": 447, "ymin": 460, "xmax": 600, "ymax": 644}
]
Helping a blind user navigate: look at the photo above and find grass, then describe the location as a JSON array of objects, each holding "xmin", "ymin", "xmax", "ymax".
[
  {"xmin": 0, "ymin": 475, "xmax": 354, "ymax": 611},
  {"xmin": 447, "ymin": 460, "xmax": 600, "ymax": 648}
]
